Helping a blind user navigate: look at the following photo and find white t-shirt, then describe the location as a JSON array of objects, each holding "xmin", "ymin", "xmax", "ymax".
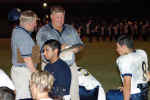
[
  {"xmin": 0, "ymin": 69, "xmax": 15, "ymax": 90},
  {"xmin": 116, "ymin": 49, "xmax": 148, "ymax": 94}
]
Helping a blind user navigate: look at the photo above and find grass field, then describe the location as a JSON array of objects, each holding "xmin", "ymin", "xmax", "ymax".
[{"xmin": 0, "ymin": 38, "xmax": 150, "ymax": 98}]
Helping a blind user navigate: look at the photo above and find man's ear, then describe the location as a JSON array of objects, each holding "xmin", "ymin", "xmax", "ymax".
[
  {"xmin": 50, "ymin": 14, "xmax": 53, "ymax": 20},
  {"xmin": 54, "ymin": 49, "xmax": 59, "ymax": 56}
]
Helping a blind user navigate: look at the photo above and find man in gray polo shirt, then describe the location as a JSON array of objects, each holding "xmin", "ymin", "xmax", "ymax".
[
  {"xmin": 36, "ymin": 5, "xmax": 83, "ymax": 100},
  {"xmin": 36, "ymin": 5, "xmax": 83, "ymax": 55},
  {"xmin": 11, "ymin": 10, "xmax": 37, "ymax": 100}
]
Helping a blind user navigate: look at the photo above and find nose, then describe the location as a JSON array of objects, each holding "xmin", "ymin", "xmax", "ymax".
[
  {"xmin": 58, "ymin": 16, "xmax": 63, "ymax": 21},
  {"xmin": 43, "ymin": 49, "xmax": 46, "ymax": 56}
]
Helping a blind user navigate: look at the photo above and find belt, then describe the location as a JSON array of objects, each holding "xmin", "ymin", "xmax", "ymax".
[
  {"xmin": 137, "ymin": 83, "xmax": 149, "ymax": 92},
  {"xmin": 14, "ymin": 65, "xmax": 25, "ymax": 67}
]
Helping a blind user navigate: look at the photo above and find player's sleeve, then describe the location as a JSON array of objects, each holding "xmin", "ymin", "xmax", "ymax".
[
  {"xmin": 0, "ymin": 69, "xmax": 15, "ymax": 90},
  {"xmin": 117, "ymin": 57, "xmax": 132, "ymax": 77}
]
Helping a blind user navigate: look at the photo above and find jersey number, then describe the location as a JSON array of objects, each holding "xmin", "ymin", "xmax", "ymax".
[{"xmin": 142, "ymin": 61, "xmax": 147, "ymax": 81}]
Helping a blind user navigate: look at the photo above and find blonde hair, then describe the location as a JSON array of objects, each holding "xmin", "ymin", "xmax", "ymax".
[
  {"xmin": 19, "ymin": 10, "xmax": 37, "ymax": 24},
  {"xmin": 50, "ymin": 5, "xmax": 65, "ymax": 14},
  {"xmin": 30, "ymin": 71, "xmax": 54, "ymax": 92}
]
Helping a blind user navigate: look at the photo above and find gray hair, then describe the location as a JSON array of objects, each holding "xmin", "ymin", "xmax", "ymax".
[
  {"xmin": 50, "ymin": 5, "xmax": 65, "ymax": 14},
  {"xmin": 19, "ymin": 10, "xmax": 37, "ymax": 24}
]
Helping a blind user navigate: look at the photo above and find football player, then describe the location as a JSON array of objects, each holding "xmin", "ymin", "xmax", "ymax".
[{"xmin": 107, "ymin": 34, "xmax": 149, "ymax": 100}]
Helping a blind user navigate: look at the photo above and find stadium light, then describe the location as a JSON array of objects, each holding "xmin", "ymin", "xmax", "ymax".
[
  {"xmin": 42, "ymin": 2, "xmax": 47, "ymax": 8},
  {"xmin": 41, "ymin": 0, "xmax": 48, "ymax": 9}
]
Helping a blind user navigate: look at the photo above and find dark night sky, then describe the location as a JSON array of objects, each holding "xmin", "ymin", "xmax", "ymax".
[
  {"xmin": 1, "ymin": 0, "xmax": 148, "ymax": 16},
  {"xmin": 0, "ymin": 0, "xmax": 149, "ymax": 37},
  {"xmin": 0, "ymin": 0, "xmax": 120, "ymax": 3}
]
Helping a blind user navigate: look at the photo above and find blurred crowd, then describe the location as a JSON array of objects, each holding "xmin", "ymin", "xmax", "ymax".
[{"xmin": 36, "ymin": 16, "xmax": 150, "ymax": 42}]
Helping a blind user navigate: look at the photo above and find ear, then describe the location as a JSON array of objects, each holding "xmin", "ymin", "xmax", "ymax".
[
  {"xmin": 50, "ymin": 14, "xmax": 53, "ymax": 19},
  {"xmin": 54, "ymin": 49, "xmax": 59, "ymax": 56}
]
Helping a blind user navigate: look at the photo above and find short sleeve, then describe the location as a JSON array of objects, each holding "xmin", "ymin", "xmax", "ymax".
[
  {"xmin": 70, "ymin": 26, "xmax": 84, "ymax": 46},
  {"xmin": 117, "ymin": 56, "xmax": 132, "ymax": 77},
  {"xmin": 16, "ymin": 31, "xmax": 34, "ymax": 57}
]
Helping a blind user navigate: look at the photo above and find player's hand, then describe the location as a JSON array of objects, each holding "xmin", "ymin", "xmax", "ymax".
[{"xmin": 117, "ymin": 86, "xmax": 123, "ymax": 91}]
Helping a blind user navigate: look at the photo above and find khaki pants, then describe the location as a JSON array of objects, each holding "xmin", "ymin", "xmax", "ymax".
[
  {"xmin": 70, "ymin": 63, "xmax": 80, "ymax": 100},
  {"xmin": 11, "ymin": 66, "xmax": 32, "ymax": 99}
]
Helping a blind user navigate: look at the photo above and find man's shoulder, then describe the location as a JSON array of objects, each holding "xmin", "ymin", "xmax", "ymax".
[
  {"xmin": 12, "ymin": 28, "xmax": 29, "ymax": 39},
  {"xmin": 64, "ymin": 24, "xmax": 74, "ymax": 29},
  {"xmin": 117, "ymin": 54, "xmax": 133, "ymax": 65},
  {"xmin": 117, "ymin": 55, "xmax": 128, "ymax": 61},
  {"xmin": 45, "ymin": 59, "xmax": 69, "ymax": 71},
  {"xmin": 12, "ymin": 27, "xmax": 25, "ymax": 34},
  {"xmin": 136, "ymin": 49, "xmax": 147, "ymax": 56},
  {"xmin": 56, "ymin": 59, "xmax": 70, "ymax": 70},
  {"xmin": 58, "ymin": 59, "xmax": 69, "ymax": 66},
  {"xmin": 38, "ymin": 24, "xmax": 51, "ymax": 33},
  {"xmin": 117, "ymin": 50, "xmax": 146, "ymax": 64},
  {"xmin": 128, "ymin": 49, "xmax": 147, "ymax": 60},
  {"xmin": 44, "ymin": 63, "xmax": 52, "ymax": 70}
]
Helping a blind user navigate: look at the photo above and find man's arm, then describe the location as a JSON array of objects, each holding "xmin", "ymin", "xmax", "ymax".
[
  {"xmin": 67, "ymin": 25, "xmax": 84, "ymax": 53},
  {"xmin": 148, "ymin": 72, "xmax": 150, "ymax": 81},
  {"xmin": 123, "ymin": 76, "xmax": 131, "ymax": 100},
  {"xmin": 71, "ymin": 45, "xmax": 83, "ymax": 54},
  {"xmin": 61, "ymin": 44, "xmax": 83, "ymax": 54},
  {"xmin": 23, "ymin": 57, "xmax": 36, "ymax": 72}
]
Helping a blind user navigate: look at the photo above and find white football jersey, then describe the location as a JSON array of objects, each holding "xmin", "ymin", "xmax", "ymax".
[{"xmin": 116, "ymin": 49, "xmax": 149, "ymax": 94}]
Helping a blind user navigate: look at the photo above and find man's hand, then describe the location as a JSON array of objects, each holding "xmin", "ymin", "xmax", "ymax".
[
  {"xmin": 61, "ymin": 44, "xmax": 68, "ymax": 50},
  {"xmin": 23, "ymin": 57, "xmax": 37, "ymax": 72},
  {"xmin": 61, "ymin": 43, "xmax": 83, "ymax": 54}
]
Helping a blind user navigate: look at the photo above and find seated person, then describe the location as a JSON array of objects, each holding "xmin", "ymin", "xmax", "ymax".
[
  {"xmin": 43, "ymin": 39, "xmax": 71, "ymax": 99},
  {"xmin": 0, "ymin": 87, "xmax": 15, "ymax": 100},
  {"xmin": 30, "ymin": 71, "xmax": 54, "ymax": 100}
]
